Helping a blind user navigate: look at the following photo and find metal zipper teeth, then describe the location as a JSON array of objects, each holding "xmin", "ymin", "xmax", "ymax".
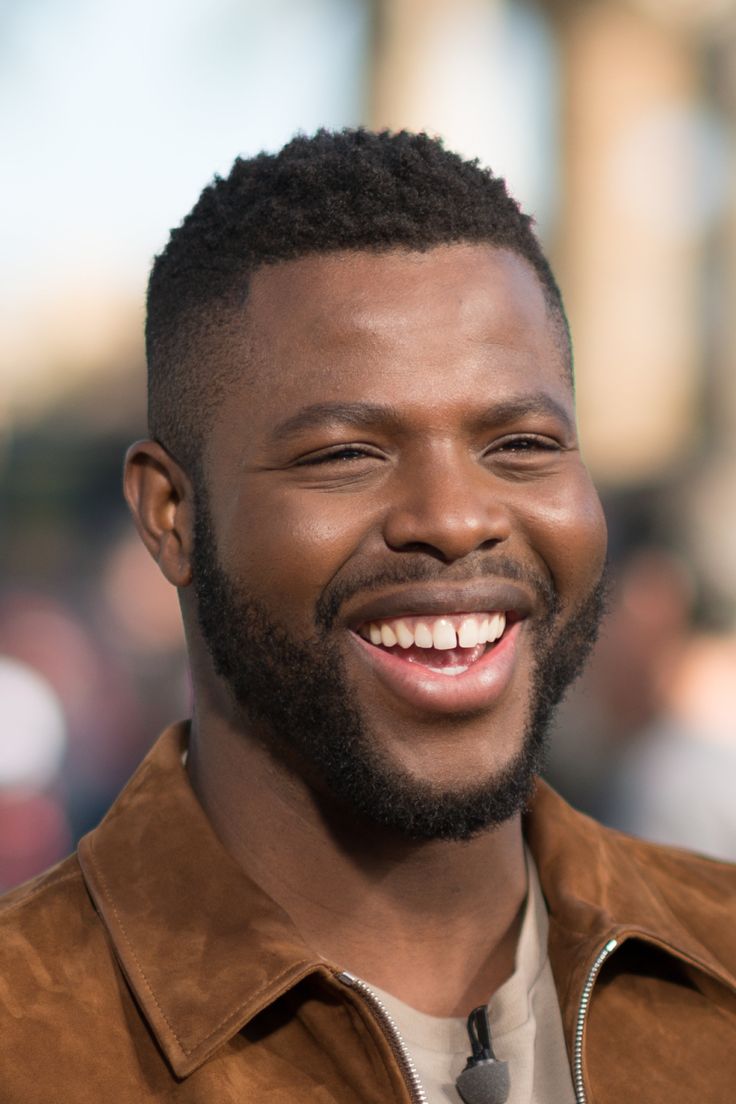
[
  {"xmin": 573, "ymin": 938, "xmax": 619, "ymax": 1104},
  {"xmin": 337, "ymin": 971, "xmax": 429, "ymax": 1104}
]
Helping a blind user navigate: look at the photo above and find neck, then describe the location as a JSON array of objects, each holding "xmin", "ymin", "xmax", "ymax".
[{"xmin": 187, "ymin": 704, "xmax": 528, "ymax": 1018}]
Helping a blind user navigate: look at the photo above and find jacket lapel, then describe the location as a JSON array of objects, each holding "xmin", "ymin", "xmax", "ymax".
[
  {"xmin": 525, "ymin": 778, "xmax": 736, "ymax": 1097},
  {"xmin": 78, "ymin": 723, "xmax": 323, "ymax": 1077}
]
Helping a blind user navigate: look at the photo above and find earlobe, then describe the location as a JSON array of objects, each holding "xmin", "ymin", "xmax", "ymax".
[{"xmin": 123, "ymin": 440, "xmax": 194, "ymax": 588}]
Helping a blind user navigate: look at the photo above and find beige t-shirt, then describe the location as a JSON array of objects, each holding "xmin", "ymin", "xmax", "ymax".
[{"xmin": 368, "ymin": 852, "xmax": 576, "ymax": 1104}]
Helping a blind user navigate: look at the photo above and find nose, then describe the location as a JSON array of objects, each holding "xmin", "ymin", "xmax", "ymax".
[{"xmin": 382, "ymin": 448, "xmax": 512, "ymax": 563}]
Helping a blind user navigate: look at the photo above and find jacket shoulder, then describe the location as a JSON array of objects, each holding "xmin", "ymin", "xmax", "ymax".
[
  {"xmin": 599, "ymin": 818, "xmax": 736, "ymax": 979},
  {"xmin": 591, "ymin": 812, "xmax": 736, "ymax": 907},
  {"xmin": 0, "ymin": 853, "xmax": 117, "ymax": 1023},
  {"xmin": 607, "ymin": 822, "xmax": 736, "ymax": 942},
  {"xmin": 0, "ymin": 852, "xmax": 95, "ymax": 953},
  {"xmin": 0, "ymin": 855, "xmax": 168, "ymax": 1102},
  {"xmin": 528, "ymin": 781, "xmax": 736, "ymax": 981},
  {"xmin": 603, "ymin": 811, "xmax": 736, "ymax": 873}
]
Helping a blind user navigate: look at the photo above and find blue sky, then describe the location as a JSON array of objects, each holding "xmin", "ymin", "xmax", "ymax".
[{"xmin": 2, "ymin": 0, "xmax": 369, "ymax": 304}]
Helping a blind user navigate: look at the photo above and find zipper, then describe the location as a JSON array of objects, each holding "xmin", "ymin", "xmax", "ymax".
[
  {"xmin": 337, "ymin": 971, "xmax": 429, "ymax": 1104},
  {"xmin": 572, "ymin": 937, "xmax": 619, "ymax": 1104}
]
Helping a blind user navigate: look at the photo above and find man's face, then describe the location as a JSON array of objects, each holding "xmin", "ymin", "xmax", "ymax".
[{"xmin": 191, "ymin": 244, "xmax": 607, "ymax": 839}]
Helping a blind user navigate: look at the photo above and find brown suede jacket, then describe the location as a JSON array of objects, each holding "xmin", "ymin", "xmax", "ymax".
[{"xmin": 2, "ymin": 722, "xmax": 735, "ymax": 1103}]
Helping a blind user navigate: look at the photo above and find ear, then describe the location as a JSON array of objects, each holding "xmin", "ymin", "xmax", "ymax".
[{"xmin": 123, "ymin": 440, "xmax": 194, "ymax": 588}]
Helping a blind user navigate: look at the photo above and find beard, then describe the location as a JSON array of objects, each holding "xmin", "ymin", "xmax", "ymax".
[{"xmin": 192, "ymin": 488, "xmax": 608, "ymax": 842}]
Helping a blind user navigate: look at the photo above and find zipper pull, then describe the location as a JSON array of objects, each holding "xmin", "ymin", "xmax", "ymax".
[{"xmin": 455, "ymin": 1006, "xmax": 510, "ymax": 1104}]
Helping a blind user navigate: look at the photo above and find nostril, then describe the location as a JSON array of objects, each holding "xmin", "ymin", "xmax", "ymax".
[
  {"xmin": 384, "ymin": 536, "xmax": 508, "ymax": 564},
  {"xmin": 389, "ymin": 541, "xmax": 462, "ymax": 562},
  {"xmin": 382, "ymin": 491, "xmax": 513, "ymax": 561}
]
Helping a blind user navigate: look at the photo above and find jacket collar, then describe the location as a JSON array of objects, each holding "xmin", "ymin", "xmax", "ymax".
[
  {"xmin": 78, "ymin": 723, "xmax": 323, "ymax": 1078},
  {"xmin": 525, "ymin": 776, "xmax": 736, "ymax": 1042},
  {"xmin": 79, "ymin": 723, "xmax": 736, "ymax": 1078}
]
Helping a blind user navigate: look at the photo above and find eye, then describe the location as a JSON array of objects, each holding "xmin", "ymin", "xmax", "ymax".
[
  {"xmin": 293, "ymin": 444, "xmax": 382, "ymax": 467},
  {"xmin": 491, "ymin": 434, "xmax": 562, "ymax": 454}
]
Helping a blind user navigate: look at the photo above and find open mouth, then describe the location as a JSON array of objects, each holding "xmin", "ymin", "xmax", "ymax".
[
  {"xmin": 356, "ymin": 611, "xmax": 511, "ymax": 677},
  {"xmin": 346, "ymin": 582, "xmax": 530, "ymax": 713}
]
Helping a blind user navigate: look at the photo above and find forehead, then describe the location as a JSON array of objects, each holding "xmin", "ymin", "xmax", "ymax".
[
  {"xmin": 210, "ymin": 244, "xmax": 570, "ymax": 443},
  {"xmin": 246, "ymin": 244, "xmax": 555, "ymax": 355}
]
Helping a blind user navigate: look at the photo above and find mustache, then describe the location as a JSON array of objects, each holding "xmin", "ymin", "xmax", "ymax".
[{"xmin": 316, "ymin": 555, "xmax": 558, "ymax": 632}]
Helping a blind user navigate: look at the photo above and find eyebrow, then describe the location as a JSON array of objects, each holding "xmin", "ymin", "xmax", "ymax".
[
  {"xmin": 474, "ymin": 395, "xmax": 576, "ymax": 435},
  {"xmin": 270, "ymin": 402, "xmax": 403, "ymax": 441},
  {"xmin": 269, "ymin": 393, "xmax": 575, "ymax": 442}
]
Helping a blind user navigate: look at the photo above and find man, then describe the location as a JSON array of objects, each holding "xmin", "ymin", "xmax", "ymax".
[{"xmin": 1, "ymin": 130, "xmax": 734, "ymax": 1104}]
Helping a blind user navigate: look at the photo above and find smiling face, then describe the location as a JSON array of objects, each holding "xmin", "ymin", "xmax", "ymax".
[{"xmin": 187, "ymin": 244, "xmax": 607, "ymax": 838}]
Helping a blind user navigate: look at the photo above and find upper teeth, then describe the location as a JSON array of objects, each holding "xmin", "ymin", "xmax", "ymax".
[{"xmin": 363, "ymin": 612, "xmax": 506, "ymax": 650}]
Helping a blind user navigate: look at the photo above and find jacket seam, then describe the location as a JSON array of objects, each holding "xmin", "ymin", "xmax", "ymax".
[
  {"xmin": 189, "ymin": 960, "xmax": 316, "ymax": 1052},
  {"xmin": 86, "ymin": 831, "xmax": 317, "ymax": 1058},
  {"xmin": 0, "ymin": 868, "xmax": 81, "ymax": 919},
  {"xmin": 87, "ymin": 831, "xmax": 187, "ymax": 1049}
]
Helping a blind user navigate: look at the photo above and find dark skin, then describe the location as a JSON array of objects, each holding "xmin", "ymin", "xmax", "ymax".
[{"xmin": 125, "ymin": 244, "xmax": 607, "ymax": 1016}]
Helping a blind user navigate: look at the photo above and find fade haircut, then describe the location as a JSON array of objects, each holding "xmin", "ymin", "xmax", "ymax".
[{"xmin": 146, "ymin": 128, "xmax": 571, "ymax": 474}]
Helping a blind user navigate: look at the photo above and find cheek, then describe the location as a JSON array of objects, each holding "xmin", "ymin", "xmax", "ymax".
[
  {"xmin": 219, "ymin": 485, "xmax": 375, "ymax": 608},
  {"xmin": 522, "ymin": 472, "xmax": 607, "ymax": 597}
]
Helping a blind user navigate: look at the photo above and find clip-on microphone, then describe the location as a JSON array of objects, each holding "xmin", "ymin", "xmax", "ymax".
[{"xmin": 455, "ymin": 1005, "xmax": 510, "ymax": 1104}]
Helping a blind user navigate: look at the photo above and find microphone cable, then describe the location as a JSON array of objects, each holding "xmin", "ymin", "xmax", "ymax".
[{"xmin": 455, "ymin": 1005, "xmax": 510, "ymax": 1104}]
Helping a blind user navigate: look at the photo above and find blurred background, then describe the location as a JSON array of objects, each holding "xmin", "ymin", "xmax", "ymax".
[{"xmin": 2, "ymin": 0, "xmax": 735, "ymax": 890}]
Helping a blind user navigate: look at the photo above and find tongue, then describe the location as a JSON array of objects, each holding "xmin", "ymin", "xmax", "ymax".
[{"xmin": 381, "ymin": 643, "xmax": 487, "ymax": 669}]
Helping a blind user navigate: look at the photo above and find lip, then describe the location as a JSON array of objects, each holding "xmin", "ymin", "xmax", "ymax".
[
  {"xmin": 345, "ymin": 580, "xmax": 535, "ymax": 630},
  {"xmin": 348, "ymin": 618, "xmax": 524, "ymax": 716}
]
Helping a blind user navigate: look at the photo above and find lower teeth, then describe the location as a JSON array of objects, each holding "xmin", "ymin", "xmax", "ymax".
[
  {"xmin": 402, "ymin": 644, "xmax": 488, "ymax": 675},
  {"xmin": 367, "ymin": 639, "xmax": 491, "ymax": 675}
]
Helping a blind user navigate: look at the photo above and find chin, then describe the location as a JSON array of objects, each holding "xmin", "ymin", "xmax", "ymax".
[
  {"xmin": 371, "ymin": 707, "xmax": 530, "ymax": 789},
  {"xmin": 318, "ymin": 718, "xmax": 544, "ymax": 843}
]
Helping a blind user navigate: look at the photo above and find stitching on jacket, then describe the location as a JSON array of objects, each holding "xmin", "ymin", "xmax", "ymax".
[
  {"xmin": 86, "ymin": 832, "xmax": 316, "ymax": 1058},
  {"xmin": 87, "ymin": 832, "xmax": 186, "ymax": 1049},
  {"xmin": 193, "ymin": 961, "xmax": 316, "ymax": 1050}
]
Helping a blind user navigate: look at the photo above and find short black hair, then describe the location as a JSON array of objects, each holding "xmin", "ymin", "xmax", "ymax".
[{"xmin": 146, "ymin": 128, "xmax": 570, "ymax": 473}]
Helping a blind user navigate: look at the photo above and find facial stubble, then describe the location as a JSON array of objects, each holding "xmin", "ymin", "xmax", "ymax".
[{"xmin": 192, "ymin": 489, "xmax": 608, "ymax": 841}]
